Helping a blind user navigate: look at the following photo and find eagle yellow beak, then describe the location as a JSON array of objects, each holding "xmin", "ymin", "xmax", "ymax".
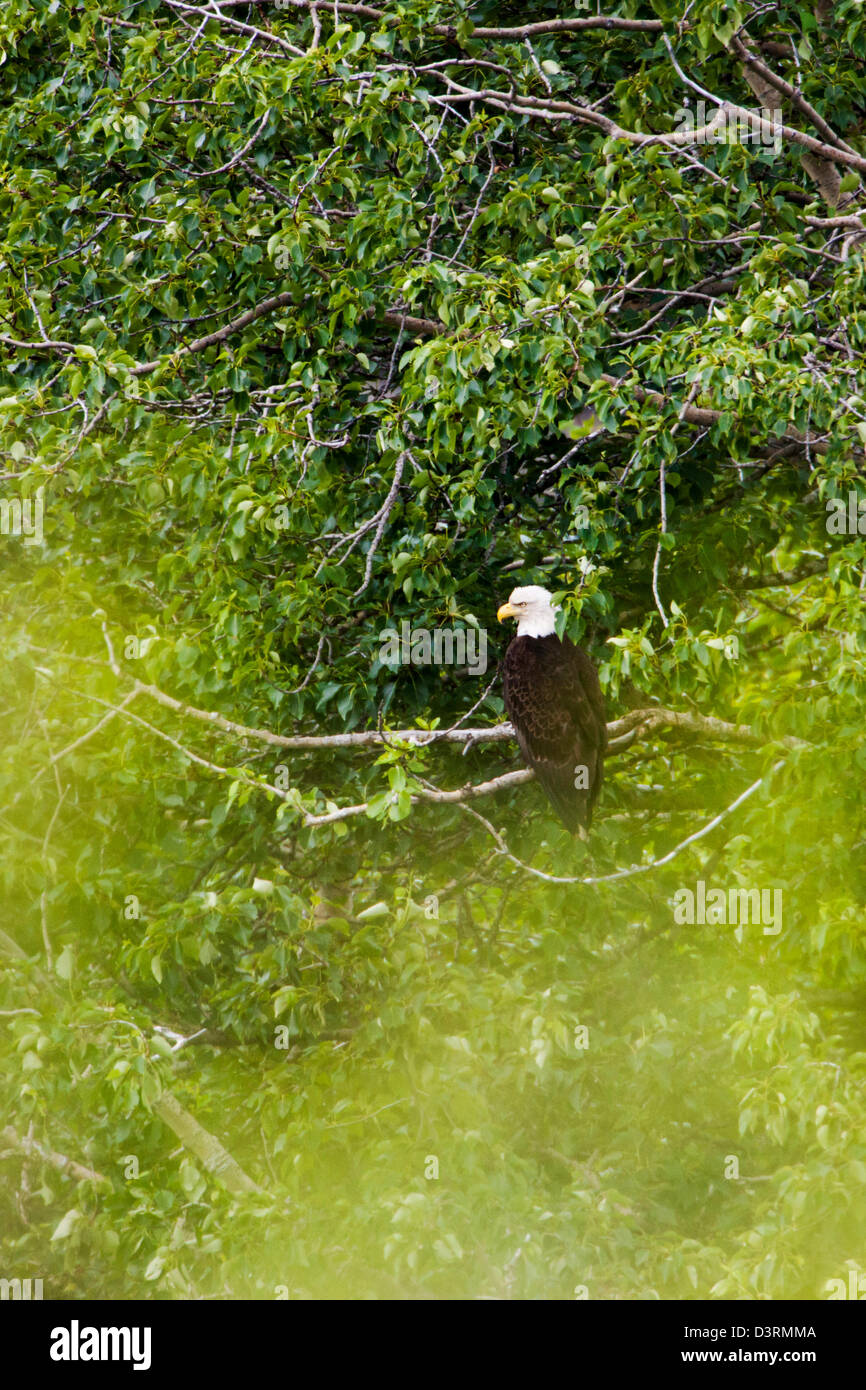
[{"xmin": 497, "ymin": 602, "xmax": 517, "ymax": 623}]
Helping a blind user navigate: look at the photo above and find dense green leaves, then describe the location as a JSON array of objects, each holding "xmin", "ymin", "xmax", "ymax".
[{"xmin": 1, "ymin": 0, "xmax": 866, "ymax": 1300}]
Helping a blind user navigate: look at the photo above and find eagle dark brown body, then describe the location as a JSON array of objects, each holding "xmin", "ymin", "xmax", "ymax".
[{"xmin": 502, "ymin": 632, "xmax": 606, "ymax": 833}]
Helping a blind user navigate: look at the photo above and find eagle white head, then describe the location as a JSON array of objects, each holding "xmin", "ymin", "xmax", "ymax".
[{"xmin": 497, "ymin": 584, "xmax": 558, "ymax": 638}]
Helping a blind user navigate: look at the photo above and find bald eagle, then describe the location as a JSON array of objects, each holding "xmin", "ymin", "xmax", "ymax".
[{"xmin": 497, "ymin": 586, "xmax": 606, "ymax": 835}]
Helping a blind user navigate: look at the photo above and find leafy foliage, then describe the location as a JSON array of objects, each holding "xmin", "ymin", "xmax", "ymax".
[{"xmin": 2, "ymin": 0, "xmax": 866, "ymax": 1300}]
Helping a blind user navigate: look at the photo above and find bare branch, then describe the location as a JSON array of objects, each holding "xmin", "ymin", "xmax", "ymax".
[
  {"xmin": 162, "ymin": 0, "xmax": 304, "ymax": 56},
  {"xmin": 223, "ymin": 1, "xmax": 667, "ymax": 40},
  {"xmin": 49, "ymin": 691, "xmax": 139, "ymax": 764},
  {"xmin": 130, "ymin": 680, "xmax": 798, "ymax": 753},
  {"xmin": 352, "ymin": 450, "xmax": 406, "ymax": 596},
  {"xmin": 186, "ymin": 106, "xmax": 272, "ymax": 179},
  {"xmin": 456, "ymin": 760, "xmax": 788, "ymax": 886},
  {"xmin": 129, "ymin": 290, "xmax": 297, "ymax": 377},
  {"xmin": 1, "ymin": 1126, "xmax": 111, "ymax": 1188},
  {"xmin": 302, "ymin": 769, "xmax": 535, "ymax": 826}
]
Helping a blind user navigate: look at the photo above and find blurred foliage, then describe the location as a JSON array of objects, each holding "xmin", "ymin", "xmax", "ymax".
[{"xmin": 1, "ymin": 0, "xmax": 866, "ymax": 1300}]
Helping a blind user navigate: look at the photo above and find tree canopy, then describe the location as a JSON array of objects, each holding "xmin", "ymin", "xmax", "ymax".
[{"xmin": 2, "ymin": 0, "xmax": 866, "ymax": 1300}]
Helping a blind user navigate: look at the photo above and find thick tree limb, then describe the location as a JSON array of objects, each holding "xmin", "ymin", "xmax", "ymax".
[
  {"xmin": 132, "ymin": 681, "xmax": 798, "ymax": 752},
  {"xmin": 239, "ymin": 1, "xmax": 669, "ymax": 40},
  {"xmin": 152, "ymin": 1093, "xmax": 264, "ymax": 1196},
  {"xmin": 381, "ymin": 309, "xmax": 445, "ymax": 337},
  {"xmin": 0, "ymin": 334, "xmax": 76, "ymax": 352},
  {"xmin": 59, "ymin": 673, "xmax": 804, "ymax": 828},
  {"xmin": 730, "ymin": 33, "xmax": 857, "ymax": 216},
  {"xmin": 730, "ymin": 36, "xmax": 858, "ymax": 157}
]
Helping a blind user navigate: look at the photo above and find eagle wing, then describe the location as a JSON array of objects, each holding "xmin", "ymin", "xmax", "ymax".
[{"xmin": 503, "ymin": 635, "xmax": 606, "ymax": 832}]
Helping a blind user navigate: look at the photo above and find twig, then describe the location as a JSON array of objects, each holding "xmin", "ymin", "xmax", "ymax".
[
  {"xmin": 186, "ymin": 107, "xmax": 272, "ymax": 178},
  {"xmin": 352, "ymin": 451, "xmax": 406, "ymax": 596}
]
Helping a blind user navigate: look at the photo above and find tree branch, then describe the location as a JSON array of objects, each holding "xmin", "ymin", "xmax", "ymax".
[
  {"xmin": 1, "ymin": 1126, "xmax": 111, "ymax": 1188},
  {"xmin": 131, "ymin": 681, "xmax": 797, "ymax": 752},
  {"xmin": 454, "ymin": 760, "xmax": 788, "ymax": 886},
  {"xmin": 0, "ymin": 927, "xmax": 262, "ymax": 1197},
  {"xmin": 730, "ymin": 36, "xmax": 858, "ymax": 156},
  {"xmin": 233, "ymin": 1, "xmax": 668, "ymax": 40},
  {"xmin": 302, "ymin": 768, "xmax": 535, "ymax": 826},
  {"xmin": 151, "ymin": 1093, "xmax": 264, "ymax": 1196}
]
